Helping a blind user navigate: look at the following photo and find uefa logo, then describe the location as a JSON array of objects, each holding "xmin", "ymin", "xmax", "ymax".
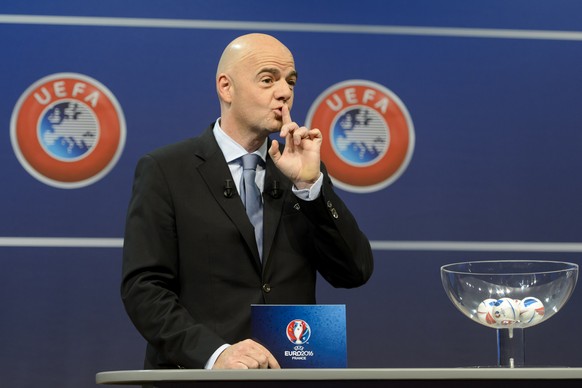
[
  {"xmin": 286, "ymin": 319, "xmax": 311, "ymax": 345},
  {"xmin": 10, "ymin": 73, "xmax": 126, "ymax": 189},
  {"xmin": 305, "ymin": 80, "xmax": 414, "ymax": 193}
]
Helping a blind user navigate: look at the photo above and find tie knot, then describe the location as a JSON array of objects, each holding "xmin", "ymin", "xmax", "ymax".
[{"xmin": 241, "ymin": 153, "xmax": 261, "ymax": 171}]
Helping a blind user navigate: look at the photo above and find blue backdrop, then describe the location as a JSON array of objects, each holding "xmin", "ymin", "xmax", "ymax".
[{"xmin": 2, "ymin": 1, "xmax": 582, "ymax": 387}]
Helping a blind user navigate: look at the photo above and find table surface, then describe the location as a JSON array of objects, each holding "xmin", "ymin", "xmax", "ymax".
[{"xmin": 96, "ymin": 368, "xmax": 582, "ymax": 385}]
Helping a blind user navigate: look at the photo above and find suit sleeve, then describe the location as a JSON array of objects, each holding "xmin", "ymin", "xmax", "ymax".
[
  {"xmin": 298, "ymin": 164, "xmax": 374, "ymax": 288},
  {"xmin": 120, "ymin": 154, "xmax": 225, "ymax": 368}
]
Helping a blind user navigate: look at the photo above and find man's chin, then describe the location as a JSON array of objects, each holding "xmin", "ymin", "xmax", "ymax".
[{"xmin": 263, "ymin": 123, "xmax": 282, "ymax": 134}]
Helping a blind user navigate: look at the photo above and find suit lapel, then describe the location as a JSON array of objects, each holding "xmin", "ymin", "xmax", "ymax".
[
  {"xmin": 194, "ymin": 128, "xmax": 262, "ymax": 271},
  {"xmin": 262, "ymin": 149, "xmax": 291, "ymax": 272}
]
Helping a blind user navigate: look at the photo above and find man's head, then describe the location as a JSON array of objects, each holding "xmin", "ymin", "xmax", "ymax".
[{"xmin": 216, "ymin": 33, "xmax": 298, "ymax": 148}]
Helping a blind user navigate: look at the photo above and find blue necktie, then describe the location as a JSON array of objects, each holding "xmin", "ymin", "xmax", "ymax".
[{"xmin": 240, "ymin": 154, "xmax": 263, "ymax": 259}]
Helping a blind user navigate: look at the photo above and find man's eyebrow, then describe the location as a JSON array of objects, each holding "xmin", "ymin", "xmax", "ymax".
[
  {"xmin": 258, "ymin": 67, "xmax": 281, "ymax": 76},
  {"xmin": 257, "ymin": 68, "xmax": 298, "ymax": 79}
]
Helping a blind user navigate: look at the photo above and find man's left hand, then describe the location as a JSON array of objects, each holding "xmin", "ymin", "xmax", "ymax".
[{"xmin": 268, "ymin": 104, "xmax": 322, "ymax": 189}]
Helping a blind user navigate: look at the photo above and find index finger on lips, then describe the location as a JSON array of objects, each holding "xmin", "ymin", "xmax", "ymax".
[{"xmin": 281, "ymin": 103, "xmax": 292, "ymax": 126}]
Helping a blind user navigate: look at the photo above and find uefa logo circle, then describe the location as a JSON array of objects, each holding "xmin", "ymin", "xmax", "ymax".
[
  {"xmin": 10, "ymin": 73, "xmax": 126, "ymax": 189},
  {"xmin": 305, "ymin": 80, "xmax": 415, "ymax": 193},
  {"xmin": 286, "ymin": 319, "xmax": 311, "ymax": 345}
]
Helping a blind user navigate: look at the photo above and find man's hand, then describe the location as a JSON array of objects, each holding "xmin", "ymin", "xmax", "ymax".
[
  {"xmin": 268, "ymin": 104, "xmax": 322, "ymax": 190},
  {"xmin": 212, "ymin": 339, "xmax": 280, "ymax": 369}
]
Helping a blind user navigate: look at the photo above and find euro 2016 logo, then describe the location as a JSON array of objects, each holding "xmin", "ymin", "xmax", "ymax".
[
  {"xmin": 305, "ymin": 80, "xmax": 414, "ymax": 193},
  {"xmin": 10, "ymin": 73, "xmax": 126, "ymax": 189},
  {"xmin": 286, "ymin": 319, "xmax": 311, "ymax": 345}
]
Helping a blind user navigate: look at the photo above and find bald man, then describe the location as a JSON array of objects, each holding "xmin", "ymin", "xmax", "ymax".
[{"xmin": 121, "ymin": 33, "xmax": 374, "ymax": 370}]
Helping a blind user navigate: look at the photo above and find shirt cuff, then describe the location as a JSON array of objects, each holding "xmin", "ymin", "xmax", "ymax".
[
  {"xmin": 292, "ymin": 172, "xmax": 323, "ymax": 201},
  {"xmin": 204, "ymin": 344, "xmax": 231, "ymax": 369}
]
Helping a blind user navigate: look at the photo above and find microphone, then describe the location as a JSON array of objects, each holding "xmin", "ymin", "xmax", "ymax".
[
  {"xmin": 269, "ymin": 180, "xmax": 281, "ymax": 198},
  {"xmin": 223, "ymin": 179, "xmax": 234, "ymax": 198}
]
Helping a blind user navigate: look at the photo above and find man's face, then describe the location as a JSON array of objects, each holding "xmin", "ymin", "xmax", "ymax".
[{"xmin": 228, "ymin": 42, "xmax": 297, "ymax": 136}]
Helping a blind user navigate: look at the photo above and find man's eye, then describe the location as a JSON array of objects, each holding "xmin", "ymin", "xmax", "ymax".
[{"xmin": 261, "ymin": 78, "xmax": 273, "ymax": 84}]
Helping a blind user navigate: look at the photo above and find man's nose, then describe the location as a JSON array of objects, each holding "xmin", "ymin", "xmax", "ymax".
[{"xmin": 274, "ymin": 80, "xmax": 293, "ymax": 101}]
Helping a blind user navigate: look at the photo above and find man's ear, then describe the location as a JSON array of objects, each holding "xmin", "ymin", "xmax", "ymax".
[{"xmin": 217, "ymin": 73, "xmax": 232, "ymax": 103}]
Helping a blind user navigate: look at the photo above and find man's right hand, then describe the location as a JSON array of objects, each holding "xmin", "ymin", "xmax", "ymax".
[{"xmin": 212, "ymin": 339, "xmax": 280, "ymax": 369}]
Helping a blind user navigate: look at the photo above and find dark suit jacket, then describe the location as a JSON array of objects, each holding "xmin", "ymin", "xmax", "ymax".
[{"xmin": 121, "ymin": 126, "xmax": 374, "ymax": 369}]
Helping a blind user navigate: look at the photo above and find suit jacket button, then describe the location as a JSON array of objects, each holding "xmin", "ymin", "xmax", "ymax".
[{"xmin": 262, "ymin": 283, "xmax": 271, "ymax": 293}]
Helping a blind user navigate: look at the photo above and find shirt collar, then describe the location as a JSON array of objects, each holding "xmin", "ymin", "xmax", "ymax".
[{"xmin": 212, "ymin": 119, "xmax": 267, "ymax": 164}]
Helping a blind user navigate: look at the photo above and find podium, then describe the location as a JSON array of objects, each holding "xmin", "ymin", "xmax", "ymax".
[{"xmin": 96, "ymin": 368, "xmax": 582, "ymax": 387}]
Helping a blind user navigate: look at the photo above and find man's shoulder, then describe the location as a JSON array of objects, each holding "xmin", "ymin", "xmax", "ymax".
[
  {"xmin": 148, "ymin": 137, "xmax": 196, "ymax": 159},
  {"xmin": 146, "ymin": 125, "xmax": 215, "ymax": 162}
]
